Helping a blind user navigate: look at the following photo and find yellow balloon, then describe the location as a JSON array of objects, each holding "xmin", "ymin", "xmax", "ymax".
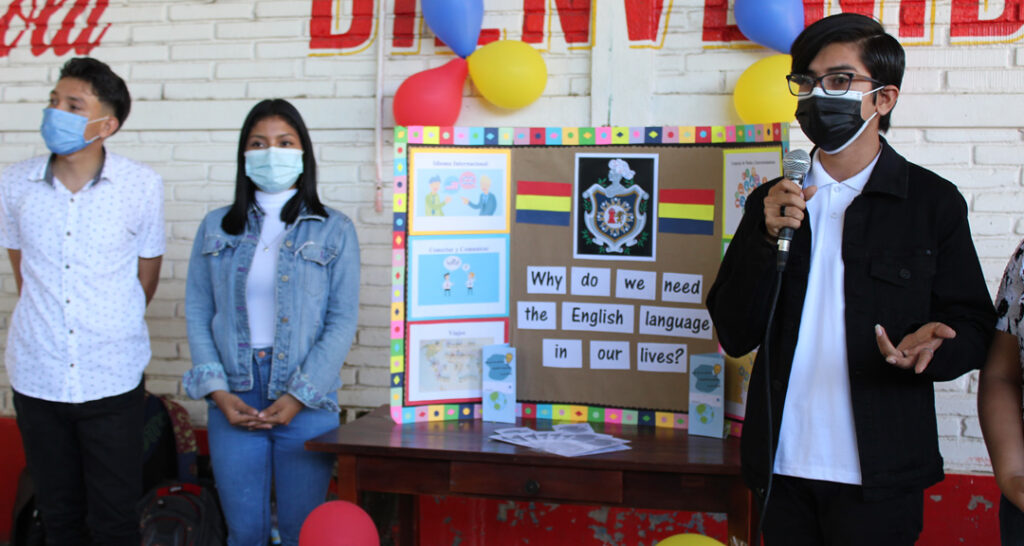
[
  {"xmin": 468, "ymin": 40, "xmax": 547, "ymax": 109},
  {"xmin": 733, "ymin": 54, "xmax": 797, "ymax": 124},
  {"xmin": 656, "ymin": 534, "xmax": 726, "ymax": 546}
]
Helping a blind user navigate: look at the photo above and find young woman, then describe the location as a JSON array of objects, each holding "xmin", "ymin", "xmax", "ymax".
[
  {"xmin": 183, "ymin": 99, "xmax": 359, "ymax": 546},
  {"xmin": 981, "ymin": 242, "xmax": 1024, "ymax": 545}
]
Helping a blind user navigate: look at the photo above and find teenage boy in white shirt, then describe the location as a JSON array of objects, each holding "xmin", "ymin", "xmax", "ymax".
[{"xmin": 0, "ymin": 57, "xmax": 165, "ymax": 545}]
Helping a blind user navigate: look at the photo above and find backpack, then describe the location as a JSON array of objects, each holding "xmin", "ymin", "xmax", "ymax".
[
  {"xmin": 138, "ymin": 482, "xmax": 227, "ymax": 546},
  {"xmin": 139, "ymin": 394, "xmax": 226, "ymax": 545}
]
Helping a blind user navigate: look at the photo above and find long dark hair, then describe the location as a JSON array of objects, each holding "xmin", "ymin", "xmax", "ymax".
[{"xmin": 221, "ymin": 99, "xmax": 327, "ymax": 235}]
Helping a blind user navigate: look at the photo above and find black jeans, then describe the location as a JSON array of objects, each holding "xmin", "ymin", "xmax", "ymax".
[
  {"xmin": 13, "ymin": 382, "xmax": 144, "ymax": 546},
  {"xmin": 762, "ymin": 475, "xmax": 924, "ymax": 546}
]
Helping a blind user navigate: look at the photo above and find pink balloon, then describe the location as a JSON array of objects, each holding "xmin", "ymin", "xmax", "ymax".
[
  {"xmin": 299, "ymin": 501, "xmax": 378, "ymax": 546},
  {"xmin": 393, "ymin": 58, "xmax": 468, "ymax": 127}
]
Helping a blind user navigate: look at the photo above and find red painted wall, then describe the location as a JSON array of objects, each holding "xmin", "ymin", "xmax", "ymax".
[
  {"xmin": 418, "ymin": 474, "xmax": 1002, "ymax": 545},
  {"xmin": 0, "ymin": 418, "xmax": 25, "ymax": 542}
]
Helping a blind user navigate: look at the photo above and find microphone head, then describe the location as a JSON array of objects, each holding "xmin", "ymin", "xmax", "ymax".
[{"xmin": 783, "ymin": 149, "xmax": 811, "ymax": 183}]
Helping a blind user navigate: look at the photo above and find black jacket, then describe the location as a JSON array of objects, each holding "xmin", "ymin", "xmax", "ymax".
[{"xmin": 706, "ymin": 140, "xmax": 995, "ymax": 499}]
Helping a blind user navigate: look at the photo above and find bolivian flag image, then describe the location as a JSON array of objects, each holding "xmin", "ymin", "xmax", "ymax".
[
  {"xmin": 658, "ymin": 189, "xmax": 715, "ymax": 235},
  {"xmin": 515, "ymin": 180, "xmax": 572, "ymax": 226}
]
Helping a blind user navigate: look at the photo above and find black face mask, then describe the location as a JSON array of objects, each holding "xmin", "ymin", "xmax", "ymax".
[{"xmin": 794, "ymin": 88, "xmax": 879, "ymax": 154}]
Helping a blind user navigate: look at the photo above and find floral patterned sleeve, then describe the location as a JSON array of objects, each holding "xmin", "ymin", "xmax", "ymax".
[{"xmin": 995, "ymin": 239, "xmax": 1024, "ymax": 337}]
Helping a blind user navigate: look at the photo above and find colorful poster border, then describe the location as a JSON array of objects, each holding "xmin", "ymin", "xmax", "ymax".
[{"xmin": 390, "ymin": 124, "xmax": 789, "ymax": 431}]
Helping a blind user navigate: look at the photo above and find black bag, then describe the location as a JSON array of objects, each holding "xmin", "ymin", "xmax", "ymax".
[
  {"xmin": 10, "ymin": 469, "xmax": 45, "ymax": 546},
  {"xmin": 138, "ymin": 482, "xmax": 227, "ymax": 546}
]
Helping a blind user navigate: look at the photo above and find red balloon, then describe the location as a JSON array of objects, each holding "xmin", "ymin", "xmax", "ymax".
[
  {"xmin": 393, "ymin": 58, "xmax": 468, "ymax": 127},
  {"xmin": 299, "ymin": 501, "xmax": 379, "ymax": 546}
]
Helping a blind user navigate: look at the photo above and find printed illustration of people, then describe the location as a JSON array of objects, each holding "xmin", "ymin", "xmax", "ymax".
[
  {"xmin": 443, "ymin": 273, "xmax": 452, "ymax": 296},
  {"xmin": 425, "ymin": 175, "xmax": 452, "ymax": 216},
  {"xmin": 466, "ymin": 272, "xmax": 475, "ymax": 295},
  {"xmin": 461, "ymin": 174, "xmax": 497, "ymax": 215}
]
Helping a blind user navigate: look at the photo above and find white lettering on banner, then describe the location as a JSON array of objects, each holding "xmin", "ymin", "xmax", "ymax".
[
  {"xmin": 615, "ymin": 269, "xmax": 657, "ymax": 300},
  {"xmin": 542, "ymin": 339, "xmax": 583, "ymax": 368},
  {"xmin": 526, "ymin": 266, "xmax": 567, "ymax": 294},
  {"xmin": 660, "ymin": 272, "xmax": 703, "ymax": 304},
  {"xmin": 590, "ymin": 341, "xmax": 631, "ymax": 370},
  {"xmin": 571, "ymin": 267, "xmax": 611, "ymax": 297},
  {"xmin": 561, "ymin": 302, "xmax": 635, "ymax": 334},
  {"xmin": 639, "ymin": 306, "xmax": 713, "ymax": 339},
  {"xmin": 518, "ymin": 301, "xmax": 557, "ymax": 330},
  {"xmin": 637, "ymin": 343, "xmax": 688, "ymax": 373}
]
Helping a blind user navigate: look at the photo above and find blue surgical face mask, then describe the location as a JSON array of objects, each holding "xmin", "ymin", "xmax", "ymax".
[
  {"xmin": 40, "ymin": 107, "xmax": 108, "ymax": 155},
  {"xmin": 244, "ymin": 147, "xmax": 304, "ymax": 193}
]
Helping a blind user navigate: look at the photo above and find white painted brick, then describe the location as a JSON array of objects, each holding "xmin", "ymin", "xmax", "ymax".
[
  {"xmin": 935, "ymin": 392, "xmax": 982, "ymax": 417},
  {"xmin": 908, "ymin": 48, "xmax": 1010, "ymax": 68},
  {"xmin": 338, "ymin": 386, "xmax": 389, "ymax": 408},
  {"xmin": 176, "ymin": 183, "xmax": 234, "ymax": 201},
  {"xmin": 901, "ymin": 69, "xmax": 944, "ymax": 93},
  {"xmin": 255, "ymin": 40, "xmax": 312, "ymax": 60},
  {"xmin": 129, "ymin": 83, "xmax": 165, "ymax": 101},
  {"xmin": 970, "ymin": 214, "xmax": 1013, "ymax": 236},
  {"xmin": 935, "ymin": 374, "xmax": 973, "ymax": 393},
  {"xmin": 216, "ymin": 20, "xmax": 305, "ymax": 40},
  {"xmin": 4, "ymin": 85, "xmax": 55, "ymax": 103},
  {"xmin": 169, "ymin": 3, "xmax": 253, "ymax": 21},
  {"xmin": 358, "ymin": 366, "xmax": 392, "ymax": 388},
  {"xmin": 89, "ymin": 45, "xmax": 169, "ymax": 63},
  {"xmin": 948, "ymin": 69, "xmax": 1024, "ymax": 92},
  {"xmin": 247, "ymin": 80, "xmax": 334, "ymax": 98},
  {"xmin": 132, "ymin": 62, "xmax": 212, "ymax": 81},
  {"xmin": 900, "ymin": 94, "xmax": 1024, "ymax": 128},
  {"xmin": 926, "ymin": 129, "xmax": 1023, "ymax": 143},
  {"xmin": 99, "ymin": 5, "xmax": 167, "ymax": 23},
  {"xmin": 932, "ymin": 167, "xmax": 1021, "ymax": 189},
  {"xmin": 975, "ymin": 238, "xmax": 1021, "ymax": 260},
  {"xmin": 357, "ymin": 326, "xmax": 392, "ymax": 348},
  {"xmin": 963, "ymin": 416, "xmax": 984, "ymax": 439},
  {"xmin": 977, "ymin": 144, "xmax": 1024, "ymax": 166},
  {"xmin": 165, "ymin": 82, "xmax": 248, "ymax": 100},
  {"xmin": 975, "ymin": 191, "xmax": 1024, "ymax": 212},
  {"xmin": 937, "ymin": 415, "xmax": 963, "ymax": 437},
  {"xmin": 171, "ymin": 43, "xmax": 254, "ymax": 61},
  {"xmin": 898, "ymin": 144, "xmax": 972, "ymax": 166},
  {"xmin": 144, "ymin": 378, "xmax": 180, "ymax": 396},
  {"xmin": 173, "ymin": 144, "xmax": 238, "ymax": 162},
  {"xmin": 255, "ymin": 1, "xmax": 311, "ymax": 18},
  {"xmin": 164, "ymin": 204, "xmax": 210, "ymax": 222},
  {"xmin": 339, "ymin": 366, "xmax": 357, "ymax": 386},
  {"xmin": 153, "ymin": 165, "xmax": 209, "ymax": 183},
  {"xmin": 216, "ymin": 60, "xmax": 297, "ymax": 80},
  {"xmin": 131, "ymin": 23, "xmax": 215, "ymax": 43}
]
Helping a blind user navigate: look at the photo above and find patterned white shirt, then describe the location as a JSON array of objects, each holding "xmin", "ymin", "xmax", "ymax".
[
  {"xmin": 0, "ymin": 151, "xmax": 165, "ymax": 403},
  {"xmin": 995, "ymin": 240, "xmax": 1024, "ymax": 410}
]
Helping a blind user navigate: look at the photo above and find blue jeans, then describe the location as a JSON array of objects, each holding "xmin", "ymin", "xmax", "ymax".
[
  {"xmin": 207, "ymin": 349, "xmax": 338, "ymax": 546},
  {"xmin": 1001, "ymin": 495, "xmax": 1024, "ymax": 545}
]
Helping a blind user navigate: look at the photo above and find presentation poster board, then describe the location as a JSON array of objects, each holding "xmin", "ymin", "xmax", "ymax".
[{"xmin": 389, "ymin": 125, "xmax": 787, "ymax": 426}]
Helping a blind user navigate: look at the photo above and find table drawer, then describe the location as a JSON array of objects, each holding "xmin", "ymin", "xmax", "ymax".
[{"xmin": 450, "ymin": 461, "xmax": 623, "ymax": 503}]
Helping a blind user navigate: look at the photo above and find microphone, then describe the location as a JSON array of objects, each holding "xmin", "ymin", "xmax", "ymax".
[{"xmin": 776, "ymin": 149, "xmax": 811, "ymax": 272}]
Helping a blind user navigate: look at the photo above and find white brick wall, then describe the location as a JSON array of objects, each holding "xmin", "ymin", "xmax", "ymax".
[{"xmin": 0, "ymin": 0, "xmax": 1020, "ymax": 474}]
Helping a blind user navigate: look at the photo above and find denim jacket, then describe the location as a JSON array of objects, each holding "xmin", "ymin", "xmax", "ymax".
[{"xmin": 183, "ymin": 204, "xmax": 359, "ymax": 412}]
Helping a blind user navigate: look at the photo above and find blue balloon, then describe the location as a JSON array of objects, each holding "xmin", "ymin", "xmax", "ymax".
[
  {"xmin": 734, "ymin": 0, "xmax": 804, "ymax": 54},
  {"xmin": 422, "ymin": 0, "xmax": 484, "ymax": 58}
]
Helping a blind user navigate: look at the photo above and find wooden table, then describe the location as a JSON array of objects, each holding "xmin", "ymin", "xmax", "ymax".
[{"xmin": 307, "ymin": 405, "xmax": 754, "ymax": 546}]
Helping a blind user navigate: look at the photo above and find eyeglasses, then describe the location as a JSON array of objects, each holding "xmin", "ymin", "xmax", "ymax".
[{"xmin": 786, "ymin": 72, "xmax": 883, "ymax": 97}]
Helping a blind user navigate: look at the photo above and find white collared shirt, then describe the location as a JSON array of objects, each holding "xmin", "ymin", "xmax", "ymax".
[
  {"xmin": 773, "ymin": 148, "xmax": 880, "ymax": 485},
  {"xmin": 0, "ymin": 151, "xmax": 165, "ymax": 403}
]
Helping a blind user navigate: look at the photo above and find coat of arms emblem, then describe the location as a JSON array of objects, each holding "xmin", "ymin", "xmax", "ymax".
[{"xmin": 581, "ymin": 158, "xmax": 650, "ymax": 254}]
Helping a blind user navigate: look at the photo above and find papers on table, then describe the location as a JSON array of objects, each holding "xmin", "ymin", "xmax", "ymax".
[{"xmin": 490, "ymin": 423, "xmax": 631, "ymax": 457}]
